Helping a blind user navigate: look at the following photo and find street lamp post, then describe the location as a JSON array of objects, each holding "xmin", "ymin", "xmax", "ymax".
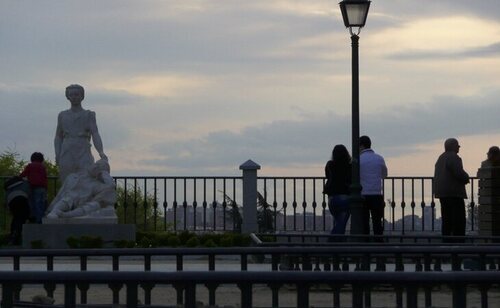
[{"xmin": 339, "ymin": 0, "xmax": 370, "ymax": 236}]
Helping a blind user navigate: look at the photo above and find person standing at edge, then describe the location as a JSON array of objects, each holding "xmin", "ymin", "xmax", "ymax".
[
  {"xmin": 323, "ymin": 144, "xmax": 352, "ymax": 238},
  {"xmin": 359, "ymin": 135, "xmax": 388, "ymax": 241},
  {"xmin": 19, "ymin": 152, "xmax": 48, "ymax": 224},
  {"xmin": 434, "ymin": 138, "xmax": 470, "ymax": 241},
  {"xmin": 55, "ymin": 84, "xmax": 107, "ymax": 183}
]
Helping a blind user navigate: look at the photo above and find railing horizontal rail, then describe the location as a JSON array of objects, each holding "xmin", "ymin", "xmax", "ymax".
[{"xmin": 0, "ymin": 245, "xmax": 500, "ymax": 257}]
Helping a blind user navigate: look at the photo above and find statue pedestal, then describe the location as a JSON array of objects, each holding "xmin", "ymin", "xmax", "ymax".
[{"xmin": 22, "ymin": 220, "xmax": 136, "ymax": 249}]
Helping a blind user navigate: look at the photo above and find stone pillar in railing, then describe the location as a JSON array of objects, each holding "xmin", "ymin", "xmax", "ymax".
[
  {"xmin": 240, "ymin": 159, "xmax": 260, "ymax": 233},
  {"xmin": 477, "ymin": 163, "xmax": 500, "ymax": 236}
]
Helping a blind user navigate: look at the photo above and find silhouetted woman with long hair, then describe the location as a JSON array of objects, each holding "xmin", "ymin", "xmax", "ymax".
[{"xmin": 323, "ymin": 144, "xmax": 352, "ymax": 236}]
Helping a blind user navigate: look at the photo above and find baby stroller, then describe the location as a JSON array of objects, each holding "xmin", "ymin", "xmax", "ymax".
[{"xmin": 4, "ymin": 176, "xmax": 30, "ymax": 245}]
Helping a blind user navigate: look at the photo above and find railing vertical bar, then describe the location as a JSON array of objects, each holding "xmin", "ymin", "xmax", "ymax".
[
  {"xmin": 184, "ymin": 283, "xmax": 196, "ymax": 308},
  {"xmin": 163, "ymin": 178, "xmax": 168, "ymax": 231},
  {"xmin": 322, "ymin": 178, "xmax": 327, "ymax": 231},
  {"xmin": 143, "ymin": 178, "xmax": 148, "ymax": 231},
  {"xmin": 126, "ymin": 283, "xmax": 138, "ymax": 308},
  {"xmin": 407, "ymin": 283, "xmax": 418, "ymax": 308},
  {"xmin": 133, "ymin": 178, "xmax": 138, "ymax": 225},
  {"xmin": 64, "ymin": 282, "xmax": 77, "ymax": 308},
  {"xmin": 470, "ymin": 179, "xmax": 476, "ymax": 232},
  {"xmin": 312, "ymin": 179, "xmax": 317, "ymax": 231},
  {"xmin": 177, "ymin": 254, "xmax": 183, "ymax": 271},
  {"xmin": 401, "ymin": 179, "xmax": 406, "ymax": 234},
  {"xmin": 153, "ymin": 179, "xmax": 158, "ymax": 231},
  {"xmin": 193, "ymin": 179, "xmax": 198, "ymax": 232},
  {"xmin": 209, "ymin": 254, "xmax": 215, "ymax": 271},
  {"xmin": 1, "ymin": 283, "xmax": 14, "ymax": 308},
  {"xmin": 411, "ymin": 178, "xmax": 416, "ymax": 232},
  {"xmin": 273, "ymin": 179, "xmax": 278, "ymax": 231},
  {"xmin": 239, "ymin": 283, "xmax": 252, "ymax": 308},
  {"xmin": 421, "ymin": 179, "xmax": 426, "ymax": 232},
  {"xmin": 241, "ymin": 254, "xmax": 248, "ymax": 271},
  {"xmin": 302, "ymin": 178, "xmax": 307, "ymax": 231},
  {"xmin": 431, "ymin": 178, "xmax": 436, "ymax": 232},
  {"xmin": 293, "ymin": 179, "xmax": 297, "ymax": 231},
  {"xmin": 44, "ymin": 255, "xmax": 55, "ymax": 298},
  {"xmin": 79, "ymin": 255, "xmax": 88, "ymax": 304},
  {"xmin": 203, "ymin": 178, "xmax": 207, "ymax": 231},
  {"xmin": 213, "ymin": 178, "xmax": 217, "ymax": 231},
  {"xmin": 424, "ymin": 285, "xmax": 432, "ymax": 308},
  {"xmin": 283, "ymin": 179, "xmax": 287, "ymax": 231},
  {"xmin": 152, "ymin": 179, "xmax": 157, "ymax": 231},
  {"xmin": 123, "ymin": 178, "xmax": 128, "ymax": 224},
  {"xmin": 173, "ymin": 179, "xmax": 178, "ymax": 231},
  {"xmin": 452, "ymin": 283, "xmax": 466, "ymax": 308},
  {"xmin": 223, "ymin": 178, "xmax": 227, "ymax": 231},
  {"xmin": 297, "ymin": 283, "xmax": 309, "ymax": 308},
  {"xmin": 391, "ymin": 178, "xmax": 396, "ymax": 231},
  {"xmin": 233, "ymin": 179, "xmax": 237, "ymax": 231},
  {"xmin": 352, "ymin": 283, "xmax": 363, "ymax": 308},
  {"xmin": 183, "ymin": 178, "xmax": 187, "ymax": 231}
]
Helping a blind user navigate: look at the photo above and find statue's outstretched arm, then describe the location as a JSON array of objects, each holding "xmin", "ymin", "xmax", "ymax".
[
  {"xmin": 54, "ymin": 112, "xmax": 63, "ymax": 164},
  {"xmin": 89, "ymin": 111, "xmax": 107, "ymax": 160}
]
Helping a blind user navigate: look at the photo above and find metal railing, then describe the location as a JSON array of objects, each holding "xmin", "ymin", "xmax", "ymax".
[
  {"xmin": 1, "ymin": 270, "xmax": 500, "ymax": 308},
  {"xmin": 0, "ymin": 175, "xmax": 480, "ymax": 234},
  {"xmin": 1, "ymin": 245, "xmax": 500, "ymax": 307}
]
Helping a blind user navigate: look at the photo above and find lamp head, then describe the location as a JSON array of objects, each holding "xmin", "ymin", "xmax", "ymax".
[{"xmin": 339, "ymin": 0, "xmax": 371, "ymax": 35}]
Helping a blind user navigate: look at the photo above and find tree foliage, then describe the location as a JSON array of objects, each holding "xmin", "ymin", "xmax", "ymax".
[{"xmin": 114, "ymin": 185, "xmax": 166, "ymax": 231}]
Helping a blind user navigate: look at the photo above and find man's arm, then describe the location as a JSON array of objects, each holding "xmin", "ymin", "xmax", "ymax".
[
  {"xmin": 447, "ymin": 156, "xmax": 470, "ymax": 184},
  {"xmin": 381, "ymin": 156, "xmax": 388, "ymax": 179}
]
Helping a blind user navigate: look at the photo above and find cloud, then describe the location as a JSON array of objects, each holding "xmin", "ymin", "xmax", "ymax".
[
  {"xmin": 145, "ymin": 90, "xmax": 500, "ymax": 173},
  {"xmin": 388, "ymin": 42, "xmax": 500, "ymax": 61}
]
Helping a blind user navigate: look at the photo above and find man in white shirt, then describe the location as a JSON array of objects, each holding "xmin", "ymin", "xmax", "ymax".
[{"xmin": 359, "ymin": 136, "xmax": 388, "ymax": 239}]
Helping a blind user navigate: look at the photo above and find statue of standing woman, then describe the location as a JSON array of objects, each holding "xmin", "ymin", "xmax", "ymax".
[{"xmin": 54, "ymin": 84, "xmax": 107, "ymax": 183}]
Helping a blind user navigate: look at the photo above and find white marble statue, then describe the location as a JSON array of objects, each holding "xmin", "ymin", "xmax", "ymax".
[
  {"xmin": 54, "ymin": 84, "xmax": 107, "ymax": 183},
  {"xmin": 46, "ymin": 159, "xmax": 117, "ymax": 219}
]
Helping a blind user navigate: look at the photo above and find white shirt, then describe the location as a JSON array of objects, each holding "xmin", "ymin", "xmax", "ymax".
[{"xmin": 360, "ymin": 149, "xmax": 388, "ymax": 195}]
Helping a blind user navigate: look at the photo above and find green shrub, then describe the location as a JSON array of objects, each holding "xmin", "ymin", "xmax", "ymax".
[
  {"xmin": 79, "ymin": 236, "xmax": 103, "ymax": 249},
  {"xmin": 219, "ymin": 234, "xmax": 233, "ymax": 247},
  {"xmin": 66, "ymin": 236, "xmax": 103, "ymax": 249},
  {"xmin": 199, "ymin": 234, "xmax": 219, "ymax": 246},
  {"xmin": 203, "ymin": 239, "xmax": 217, "ymax": 247},
  {"xmin": 167, "ymin": 235, "xmax": 181, "ymax": 247},
  {"xmin": 30, "ymin": 240, "xmax": 45, "ymax": 249},
  {"xmin": 232, "ymin": 234, "xmax": 251, "ymax": 247},
  {"xmin": 178, "ymin": 231, "xmax": 194, "ymax": 245},
  {"xmin": 113, "ymin": 240, "xmax": 136, "ymax": 248},
  {"xmin": 155, "ymin": 232, "xmax": 173, "ymax": 247},
  {"xmin": 185, "ymin": 237, "xmax": 200, "ymax": 247},
  {"xmin": 66, "ymin": 236, "xmax": 80, "ymax": 249},
  {"xmin": 0, "ymin": 233, "xmax": 10, "ymax": 247},
  {"xmin": 137, "ymin": 236, "xmax": 154, "ymax": 248}
]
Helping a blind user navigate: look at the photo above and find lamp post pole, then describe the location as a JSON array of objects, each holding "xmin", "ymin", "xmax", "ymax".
[
  {"xmin": 338, "ymin": 0, "xmax": 370, "ymax": 236},
  {"xmin": 349, "ymin": 33, "xmax": 364, "ymax": 235}
]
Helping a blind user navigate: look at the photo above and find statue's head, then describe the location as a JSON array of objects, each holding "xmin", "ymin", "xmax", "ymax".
[
  {"xmin": 65, "ymin": 84, "xmax": 85, "ymax": 102},
  {"xmin": 88, "ymin": 159, "xmax": 111, "ymax": 178}
]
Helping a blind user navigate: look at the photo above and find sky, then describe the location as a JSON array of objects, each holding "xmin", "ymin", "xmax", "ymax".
[{"xmin": 1, "ymin": 0, "xmax": 499, "ymax": 177}]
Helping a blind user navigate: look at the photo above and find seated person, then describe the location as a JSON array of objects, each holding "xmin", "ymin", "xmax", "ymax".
[{"xmin": 46, "ymin": 159, "xmax": 117, "ymax": 219}]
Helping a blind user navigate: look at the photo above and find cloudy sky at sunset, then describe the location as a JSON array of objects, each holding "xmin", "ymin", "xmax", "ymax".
[{"xmin": 1, "ymin": 0, "xmax": 499, "ymax": 177}]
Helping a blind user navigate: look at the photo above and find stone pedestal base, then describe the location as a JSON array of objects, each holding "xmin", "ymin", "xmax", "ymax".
[{"xmin": 22, "ymin": 223, "xmax": 136, "ymax": 249}]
